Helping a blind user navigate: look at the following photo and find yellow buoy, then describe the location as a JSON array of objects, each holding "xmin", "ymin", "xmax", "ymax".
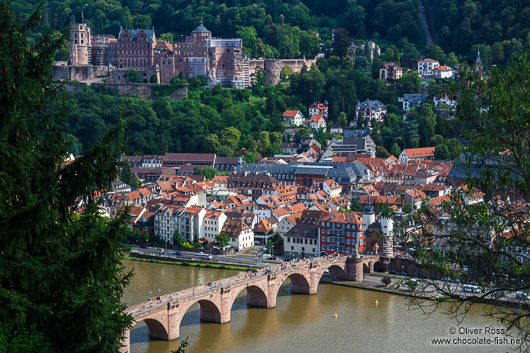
[
  {"xmin": 334, "ymin": 312, "xmax": 338, "ymax": 318},
  {"xmin": 375, "ymin": 299, "xmax": 379, "ymax": 305}
]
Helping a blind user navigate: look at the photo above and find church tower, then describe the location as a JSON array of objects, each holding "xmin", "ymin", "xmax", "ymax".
[{"xmin": 69, "ymin": 20, "xmax": 91, "ymax": 65}]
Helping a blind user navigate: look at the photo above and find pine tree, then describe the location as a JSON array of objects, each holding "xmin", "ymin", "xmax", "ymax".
[{"xmin": 0, "ymin": 3, "xmax": 132, "ymax": 352}]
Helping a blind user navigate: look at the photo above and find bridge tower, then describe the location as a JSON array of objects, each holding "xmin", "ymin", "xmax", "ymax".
[
  {"xmin": 380, "ymin": 211, "xmax": 394, "ymax": 257},
  {"xmin": 363, "ymin": 201, "xmax": 375, "ymax": 230}
]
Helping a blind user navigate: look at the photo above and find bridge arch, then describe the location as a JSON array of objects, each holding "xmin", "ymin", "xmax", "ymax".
[
  {"xmin": 374, "ymin": 261, "xmax": 385, "ymax": 272},
  {"xmin": 315, "ymin": 263, "xmax": 348, "ymax": 284},
  {"xmin": 179, "ymin": 297, "xmax": 223, "ymax": 324},
  {"xmin": 274, "ymin": 271, "xmax": 311, "ymax": 299},
  {"xmin": 229, "ymin": 282, "xmax": 272, "ymax": 309},
  {"xmin": 142, "ymin": 318, "xmax": 169, "ymax": 340}
]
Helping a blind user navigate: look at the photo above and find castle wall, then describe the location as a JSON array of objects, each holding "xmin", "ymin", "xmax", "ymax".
[
  {"xmin": 64, "ymin": 82, "xmax": 187, "ymax": 101},
  {"xmin": 110, "ymin": 69, "xmax": 159, "ymax": 84},
  {"xmin": 245, "ymin": 58, "xmax": 317, "ymax": 86},
  {"xmin": 52, "ymin": 64, "xmax": 109, "ymax": 81}
]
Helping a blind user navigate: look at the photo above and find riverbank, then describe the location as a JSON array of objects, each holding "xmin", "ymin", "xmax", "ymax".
[
  {"xmin": 327, "ymin": 278, "xmax": 424, "ymax": 300},
  {"xmin": 328, "ymin": 276, "xmax": 527, "ymax": 309},
  {"xmin": 125, "ymin": 254, "xmax": 254, "ymax": 271}
]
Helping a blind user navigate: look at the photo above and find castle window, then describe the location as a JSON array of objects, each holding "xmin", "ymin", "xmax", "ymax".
[
  {"xmin": 75, "ymin": 40, "xmax": 78, "ymax": 44},
  {"xmin": 81, "ymin": 40, "xmax": 83, "ymax": 44}
]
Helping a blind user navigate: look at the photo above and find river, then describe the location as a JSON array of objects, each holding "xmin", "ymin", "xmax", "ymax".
[{"xmin": 123, "ymin": 260, "xmax": 515, "ymax": 353}]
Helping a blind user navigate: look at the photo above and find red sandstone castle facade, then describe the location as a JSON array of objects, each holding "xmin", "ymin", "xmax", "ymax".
[{"xmin": 64, "ymin": 20, "xmax": 316, "ymax": 87}]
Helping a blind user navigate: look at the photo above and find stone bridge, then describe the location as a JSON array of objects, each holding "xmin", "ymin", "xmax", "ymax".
[{"xmin": 120, "ymin": 255, "xmax": 379, "ymax": 352}]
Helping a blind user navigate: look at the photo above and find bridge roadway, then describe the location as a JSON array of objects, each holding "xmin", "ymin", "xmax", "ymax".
[{"xmin": 120, "ymin": 254, "xmax": 379, "ymax": 352}]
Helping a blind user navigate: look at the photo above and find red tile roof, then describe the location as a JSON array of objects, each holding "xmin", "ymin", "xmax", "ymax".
[
  {"xmin": 403, "ymin": 147, "xmax": 435, "ymax": 158},
  {"xmin": 283, "ymin": 110, "xmax": 301, "ymax": 117},
  {"xmin": 418, "ymin": 58, "xmax": 439, "ymax": 63}
]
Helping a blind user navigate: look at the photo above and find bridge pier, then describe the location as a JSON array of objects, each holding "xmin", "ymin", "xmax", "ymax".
[{"xmin": 346, "ymin": 257, "xmax": 364, "ymax": 281}]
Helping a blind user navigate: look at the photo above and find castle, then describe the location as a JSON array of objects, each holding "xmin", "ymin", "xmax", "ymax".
[{"xmin": 54, "ymin": 20, "xmax": 316, "ymax": 88}]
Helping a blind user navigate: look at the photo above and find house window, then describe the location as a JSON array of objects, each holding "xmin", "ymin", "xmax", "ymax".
[{"xmin": 291, "ymin": 246, "xmax": 294, "ymax": 250}]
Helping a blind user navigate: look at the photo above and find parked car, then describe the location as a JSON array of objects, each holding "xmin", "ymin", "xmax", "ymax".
[
  {"xmin": 389, "ymin": 270, "xmax": 398, "ymax": 275},
  {"xmin": 197, "ymin": 252, "xmax": 213, "ymax": 260},
  {"xmin": 463, "ymin": 284, "xmax": 482, "ymax": 293},
  {"xmin": 173, "ymin": 251, "xmax": 181, "ymax": 255}
]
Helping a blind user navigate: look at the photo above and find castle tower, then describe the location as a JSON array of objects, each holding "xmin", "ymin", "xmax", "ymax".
[
  {"xmin": 191, "ymin": 21, "xmax": 212, "ymax": 42},
  {"xmin": 69, "ymin": 22, "xmax": 91, "ymax": 65}
]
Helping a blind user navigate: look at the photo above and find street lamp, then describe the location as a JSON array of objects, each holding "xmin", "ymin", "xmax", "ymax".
[{"xmin": 402, "ymin": 265, "xmax": 404, "ymax": 276}]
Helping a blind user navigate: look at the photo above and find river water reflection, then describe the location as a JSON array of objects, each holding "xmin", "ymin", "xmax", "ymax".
[{"xmin": 123, "ymin": 260, "xmax": 512, "ymax": 353}]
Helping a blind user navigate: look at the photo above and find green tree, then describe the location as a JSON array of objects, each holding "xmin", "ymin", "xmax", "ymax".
[
  {"xmin": 402, "ymin": 203, "xmax": 413, "ymax": 214},
  {"xmin": 257, "ymin": 131, "xmax": 271, "ymax": 153},
  {"xmin": 0, "ymin": 3, "xmax": 133, "ymax": 352},
  {"xmin": 398, "ymin": 38, "xmax": 419, "ymax": 67},
  {"xmin": 173, "ymin": 230, "xmax": 185, "ymax": 247},
  {"xmin": 149, "ymin": 74, "xmax": 158, "ymax": 84},
  {"xmin": 413, "ymin": 103, "xmax": 437, "ymax": 147},
  {"xmin": 215, "ymin": 233, "xmax": 229, "ymax": 246},
  {"xmin": 396, "ymin": 72, "xmax": 421, "ymax": 95},
  {"xmin": 159, "ymin": 33, "xmax": 173, "ymax": 43},
  {"xmin": 423, "ymin": 44, "xmax": 446, "ymax": 64},
  {"xmin": 403, "ymin": 48, "xmax": 530, "ymax": 347},
  {"xmin": 430, "ymin": 134, "xmax": 444, "ymax": 146},
  {"xmin": 236, "ymin": 26, "xmax": 257, "ymax": 57},
  {"xmin": 220, "ymin": 127, "xmax": 241, "ymax": 150},
  {"xmin": 376, "ymin": 146, "xmax": 391, "ymax": 158},
  {"xmin": 384, "ymin": 46, "xmax": 400, "ymax": 64},
  {"xmin": 217, "ymin": 145, "xmax": 234, "ymax": 157},
  {"xmin": 243, "ymin": 152, "xmax": 259, "ymax": 163},
  {"xmin": 332, "ymin": 28, "xmax": 350, "ymax": 57},
  {"xmin": 202, "ymin": 167, "xmax": 217, "ymax": 180},
  {"xmin": 127, "ymin": 69, "xmax": 141, "ymax": 83},
  {"xmin": 204, "ymin": 134, "xmax": 221, "ymax": 154},
  {"xmin": 390, "ymin": 143, "xmax": 401, "ymax": 158},
  {"xmin": 270, "ymin": 233, "xmax": 283, "ymax": 253},
  {"xmin": 193, "ymin": 236, "xmax": 202, "ymax": 248},
  {"xmin": 251, "ymin": 66, "xmax": 268, "ymax": 88},
  {"xmin": 280, "ymin": 65, "xmax": 294, "ymax": 83},
  {"xmin": 446, "ymin": 52, "xmax": 459, "ymax": 68},
  {"xmin": 434, "ymin": 138, "xmax": 463, "ymax": 160},
  {"xmin": 381, "ymin": 276, "xmax": 392, "ymax": 287},
  {"xmin": 120, "ymin": 159, "xmax": 142, "ymax": 187},
  {"xmin": 350, "ymin": 198, "xmax": 363, "ymax": 212}
]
